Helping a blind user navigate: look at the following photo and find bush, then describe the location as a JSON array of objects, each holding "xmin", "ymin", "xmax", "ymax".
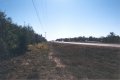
[
  {"xmin": 0, "ymin": 39, "xmax": 9, "ymax": 60},
  {"xmin": 0, "ymin": 11, "xmax": 47, "ymax": 59}
]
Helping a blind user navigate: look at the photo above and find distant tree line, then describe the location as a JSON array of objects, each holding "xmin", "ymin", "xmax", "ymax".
[
  {"xmin": 56, "ymin": 32, "xmax": 120, "ymax": 44},
  {"xmin": 0, "ymin": 11, "xmax": 46, "ymax": 60}
]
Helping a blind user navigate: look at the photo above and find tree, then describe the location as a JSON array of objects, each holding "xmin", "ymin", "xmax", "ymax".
[
  {"xmin": 56, "ymin": 32, "xmax": 120, "ymax": 43},
  {"xmin": 0, "ymin": 11, "xmax": 47, "ymax": 59},
  {"xmin": 104, "ymin": 32, "xmax": 120, "ymax": 43},
  {"xmin": 0, "ymin": 39, "xmax": 9, "ymax": 59}
]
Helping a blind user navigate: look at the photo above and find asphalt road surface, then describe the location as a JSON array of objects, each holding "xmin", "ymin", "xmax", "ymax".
[{"xmin": 53, "ymin": 41, "xmax": 120, "ymax": 48}]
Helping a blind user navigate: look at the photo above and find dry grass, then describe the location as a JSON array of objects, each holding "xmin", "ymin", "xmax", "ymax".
[
  {"xmin": 0, "ymin": 43, "xmax": 55, "ymax": 79},
  {"xmin": 1, "ymin": 42, "xmax": 120, "ymax": 80},
  {"xmin": 51, "ymin": 43, "xmax": 120, "ymax": 79},
  {"xmin": 0, "ymin": 43, "xmax": 77, "ymax": 80}
]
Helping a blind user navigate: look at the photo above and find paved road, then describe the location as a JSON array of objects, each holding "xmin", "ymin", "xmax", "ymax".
[{"xmin": 53, "ymin": 41, "xmax": 120, "ymax": 48}]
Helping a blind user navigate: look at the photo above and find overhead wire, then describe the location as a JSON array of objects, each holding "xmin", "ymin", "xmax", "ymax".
[
  {"xmin": 44, "ymin": 0, "xmax": 48, "ymax": 29},
  {"xmin": 32, "ymin": 0, "xmax": 44, "ymax": 32},
  {"xmin": 43, "ymin": 0, "xmax": 48, "ymax": 39}
]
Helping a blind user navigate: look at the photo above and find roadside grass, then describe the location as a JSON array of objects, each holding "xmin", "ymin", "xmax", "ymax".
[
  {"xmin": 51, "ymin": 43, "xmax": 120, "ymax": 79},
  {"xmin": 0, "ymin": 43, "xmax": 56, "ymax": 79},
  {"xmin": 0, "ymin": 43, "xmax": 78, "ymax": 80}
]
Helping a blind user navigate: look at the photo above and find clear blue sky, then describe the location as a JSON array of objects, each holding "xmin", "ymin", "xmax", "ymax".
[{"xmin": 0, "ymin": 0, "xmax": 120, "ymax": 40}]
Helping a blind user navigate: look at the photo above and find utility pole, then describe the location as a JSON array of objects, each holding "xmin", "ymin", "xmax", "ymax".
[
  {"xmin": 45, "ymin": 32, "xmax": 46, "ymax": 39},
  {"xmin": 24, "ymin": 21, "xmax": 26, "ymax": 26}
]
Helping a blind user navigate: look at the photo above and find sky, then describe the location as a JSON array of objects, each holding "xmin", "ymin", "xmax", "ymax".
[{"xmin": 0, "ymin": 0, "xmax": 120, "ymax": 40}]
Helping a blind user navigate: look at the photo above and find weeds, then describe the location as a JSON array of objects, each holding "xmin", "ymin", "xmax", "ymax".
[{"xmin": 51, "ymin": 43, "xmax": 120, "ymax": 79}]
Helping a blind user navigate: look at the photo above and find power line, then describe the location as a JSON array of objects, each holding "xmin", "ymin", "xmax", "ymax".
[
  {"xmin": 44, "ymin": 0, "xmax": 48, "ymax": 29},
  {"xmin": 32, "ymin": 0, "xmax": 44, "ymax": 32},
  {"xmin": 44, "ymin": 0, "xmax": 47, "ymax": 39},
  {"xmin": 32, "ymin": 0, "xmax": 48, "ymax": 39}
]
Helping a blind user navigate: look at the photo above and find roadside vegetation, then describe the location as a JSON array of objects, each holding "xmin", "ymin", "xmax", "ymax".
[
  {"xmin": 0, "ymin": 11, "xmax": 46, "ymax": 60},
  {"xmin": 0, "ymin": 43, "xmax": 51, "ymax": 79},
  {"xmin": 56, "ymin": 32, "xmax": 120, "ymax": 44},
  {"xmin": 51, "ymin": 43, "xmax": 120, "ymax": 79},
  {"xmin": 0, "ymin": 43, "xmax": 77, "ymax": 80},
  {"xmin": 1, "ymin": 11, "xmax": 120, "ymax": 80}
]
